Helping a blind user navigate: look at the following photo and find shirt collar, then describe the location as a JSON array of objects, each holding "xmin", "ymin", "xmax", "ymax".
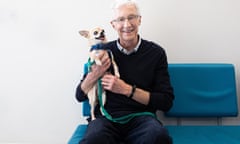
[{"xmin": 117, "ymin": 36, "xmax": 141, "ymax": 55}]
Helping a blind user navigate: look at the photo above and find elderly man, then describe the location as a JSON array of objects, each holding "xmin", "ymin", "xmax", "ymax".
[{"xmin": 76, "ymin": 0, "xmax": 174, "ymax": 143}]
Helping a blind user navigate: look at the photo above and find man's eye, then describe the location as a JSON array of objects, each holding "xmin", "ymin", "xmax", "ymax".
[
  {"xmin": 128, "ymin": 16, "xmax": 135, "ymax": 20},
  {"xmin": 118, "ymin": 18, "xmax": 125, "ymax": 22}
]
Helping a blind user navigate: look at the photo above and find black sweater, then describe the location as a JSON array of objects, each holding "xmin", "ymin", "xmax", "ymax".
[{"xmin": 76, "ymin": 39, "xmax": 174, "ymax": 118}]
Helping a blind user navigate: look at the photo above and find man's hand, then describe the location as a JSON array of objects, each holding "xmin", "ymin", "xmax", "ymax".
[
  {"xmin": 91, "ymin": 52, "xmax": 111, "ymax": 78},
  {"xmin": 101, "ymin": 74, "xmax": 132, "ymax": 96},
  {"xmin": 101, "ymin": 73, "xmax": 150, "ymax": 105},
  {"xmin": 81, "ymin": 51, "xmax": 111, "ymax": 94}
]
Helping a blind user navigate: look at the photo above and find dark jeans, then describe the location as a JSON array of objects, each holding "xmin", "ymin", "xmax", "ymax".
[{"xmin": 79, "ymin": 115, "xmax": 172, "ymax": 144}]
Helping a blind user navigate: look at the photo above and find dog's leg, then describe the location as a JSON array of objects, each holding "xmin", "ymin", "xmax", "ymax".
[
  {"xmin": 112, "ymin": 60, "xmax": 120, "ymax": 78},
  {"xmin": 109, "ymin": 52, "xmax": 120, "ymax": 78},
  {"xmin": 88, "ymin": 85, "xmax": 97, "ymax": 120},
  {"xmin": 100, "ymin": 90, "xmax": 106, "ymax": 116}
]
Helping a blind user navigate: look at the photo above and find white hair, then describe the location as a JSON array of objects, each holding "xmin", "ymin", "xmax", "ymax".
[{"xmin": 111, "ymin": 0, "xmax": 141, "ymax": 19}]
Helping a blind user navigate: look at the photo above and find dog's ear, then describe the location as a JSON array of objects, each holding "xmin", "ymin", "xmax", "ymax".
[{"xmin": 79, "ymin": 30, "xmax": 89, "ymax": 38}]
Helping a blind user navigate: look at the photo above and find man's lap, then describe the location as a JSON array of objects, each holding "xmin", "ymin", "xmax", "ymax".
[{"xmin": 80, "ymin": 115, "xmax": 172, "ymax": 144}]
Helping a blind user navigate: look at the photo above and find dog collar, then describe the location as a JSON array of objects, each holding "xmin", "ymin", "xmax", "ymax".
[{"xmin": 90, "ymin": 43, "xmax": 105, "ymax": 51}]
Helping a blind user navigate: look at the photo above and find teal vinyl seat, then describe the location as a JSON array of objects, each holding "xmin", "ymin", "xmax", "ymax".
[
  {"xmin": 68, "ymin": 63, "xmax": 240, "ymax": 144},
  {"xmin": 166, "ymin": 63, "xmax": 238, "ymax": 117},
  {"xmin": 165, "ymin": 63, "xmax": 240, "ymax": 144}
]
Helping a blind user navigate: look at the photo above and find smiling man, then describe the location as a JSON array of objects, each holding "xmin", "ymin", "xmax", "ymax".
[{"xmin": 76, "ymin": 0, "xmax": 174, "ymax": 143}]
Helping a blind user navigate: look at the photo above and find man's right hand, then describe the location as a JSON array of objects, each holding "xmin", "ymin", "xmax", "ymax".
[{"xmin": 81, "ymin": 51, "xmax": 111, "ymax": 94}]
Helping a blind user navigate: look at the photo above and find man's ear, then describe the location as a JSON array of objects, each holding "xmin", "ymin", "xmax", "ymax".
[
  {"xmin": 79, "ymin": 30, "xmax": 89, "ymax": 38},
  {"xmin": 110, "ymin": 21, "xmax": 116, "ymax": 29},
  {"xmin": 138, "ymin": 16, "xmax": 142, "ymax": 26}
]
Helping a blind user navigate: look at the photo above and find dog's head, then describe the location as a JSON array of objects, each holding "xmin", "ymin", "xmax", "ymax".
[{"xmin": 79, "ymin": 27, "xmax": 107, "ymax": 46}]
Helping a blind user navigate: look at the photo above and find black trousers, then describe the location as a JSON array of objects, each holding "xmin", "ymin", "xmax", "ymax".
[{"xmin": 79, "ymin": 115, "xmax": 172, "ymax": 144}]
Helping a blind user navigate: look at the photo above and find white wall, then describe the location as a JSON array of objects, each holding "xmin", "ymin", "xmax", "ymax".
[{"xmin": 0, "ymin": 0, "xmax": 239, "ymax": 143}]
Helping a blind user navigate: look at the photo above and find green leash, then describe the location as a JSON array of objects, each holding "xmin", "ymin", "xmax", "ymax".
[
  {"xmin": 87, "ymin": 58, "xmax": 157, "ymax": 124},
  {"xmin": 97, "ymin": 79, "xmax": 157, "ymax": 124}
]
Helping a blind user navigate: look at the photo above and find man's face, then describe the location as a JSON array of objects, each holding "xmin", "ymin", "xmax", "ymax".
[{"xmin": 111, "ymin": 4, "xmax": 141, "ymax": 44}]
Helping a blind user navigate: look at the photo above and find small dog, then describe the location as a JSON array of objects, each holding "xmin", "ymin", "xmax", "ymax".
[{"xmin": 79, "ymin": 27, "xmax": 120, "ymax": 120}]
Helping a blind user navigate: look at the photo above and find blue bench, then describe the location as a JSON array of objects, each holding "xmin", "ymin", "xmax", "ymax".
[{"xmin": 68, "ymin": 63, "xmax": 240, "ymax": 144}]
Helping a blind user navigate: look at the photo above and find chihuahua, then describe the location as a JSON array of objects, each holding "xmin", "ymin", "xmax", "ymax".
[{"xmin": 79, "ymin": 27, "xmax": 120, "ymax": 120}]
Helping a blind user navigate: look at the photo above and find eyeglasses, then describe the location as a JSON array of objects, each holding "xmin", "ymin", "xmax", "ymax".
[{"xmin": 112, "ymin": 15, "xmax": 140, "ymax": 24}]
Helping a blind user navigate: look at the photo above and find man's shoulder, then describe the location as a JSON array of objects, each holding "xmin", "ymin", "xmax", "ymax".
[{"xmin": 141, "ymin": 39, "xmax": 165, "ymax": 52}]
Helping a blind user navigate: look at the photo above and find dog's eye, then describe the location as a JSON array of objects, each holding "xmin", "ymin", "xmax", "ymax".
[{"xmin": 93, "ymin": 31, "xmax": 98, "ymax": 35}]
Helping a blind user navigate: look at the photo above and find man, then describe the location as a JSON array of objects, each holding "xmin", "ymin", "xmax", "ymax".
[{"xmin": 76, "ymin": 0, "xmax": 174, "ymax": 143}]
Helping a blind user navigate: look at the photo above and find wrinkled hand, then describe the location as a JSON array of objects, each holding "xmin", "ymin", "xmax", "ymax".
[
  {"xmin": 81, "ymin": 51, "xmax": 111, "ymax": 94},
  {"xmin": 90, "ymin": 52, "xmax": 111, "ymax": 79},
  {"xmin": 101, "ymin": 74, "xmax": 129, "ymax": 95}
]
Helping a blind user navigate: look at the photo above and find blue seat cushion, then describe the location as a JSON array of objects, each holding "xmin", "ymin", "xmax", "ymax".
[
  {"xmin": 68, "ymin": 125, "xmax": 240, "ymax": 144},
  {"xmin": 68, "ymin": 125, "xmax": 87, "ymax": 144},
  {"xmin": 167, "ymin": 125, "xmax": 240, "ymax": 144}
]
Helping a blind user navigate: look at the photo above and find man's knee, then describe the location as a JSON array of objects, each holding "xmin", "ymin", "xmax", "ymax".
[
  {"xmin": 155, "ymin": 126, "xmax": 172, "ymax": 144},
  {"xmin": 129, "ymin": 116, "xmax": 172, "ymax": 144}
]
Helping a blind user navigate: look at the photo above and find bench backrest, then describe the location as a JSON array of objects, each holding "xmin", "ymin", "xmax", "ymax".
[
  {"xmin": 166, "ymin": 63, "xmax": 238, "ymax": 117},
  {"xmin": 82, "ymin": 63, "xmax": 238, "ymax": 118}
]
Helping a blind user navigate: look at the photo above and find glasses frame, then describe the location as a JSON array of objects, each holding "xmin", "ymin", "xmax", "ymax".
[{"xmin": 112, "ymin": 14, "xmax": 140, "ymax": 24}]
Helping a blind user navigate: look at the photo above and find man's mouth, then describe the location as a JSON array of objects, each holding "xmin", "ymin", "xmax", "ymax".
[{"xmin": 122, "ymin": 28, "xmax": 134, "ymax": 33}]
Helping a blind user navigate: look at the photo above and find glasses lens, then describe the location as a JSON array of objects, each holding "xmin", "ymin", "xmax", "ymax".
[{"xmin": 113, "ymin": 15, "xmax": 139, "ymax": 24}]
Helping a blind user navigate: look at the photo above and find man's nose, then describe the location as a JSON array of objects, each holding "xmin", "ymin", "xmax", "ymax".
[{"xmin": 123, "ymin": 19, "xmax": 131, "ymax": 27}]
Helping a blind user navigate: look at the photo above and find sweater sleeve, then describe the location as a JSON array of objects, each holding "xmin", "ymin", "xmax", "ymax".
[
  {"xmin": 75, "ymin": 69, "xmax": 89, "ymax": 102},
  {"xmin": 148, "ymin": 49, "xmax": 174, "ymax": 112}
]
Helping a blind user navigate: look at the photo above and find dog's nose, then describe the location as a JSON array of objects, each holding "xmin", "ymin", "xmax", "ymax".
[{"xmin": 100, "ymin": 30, "xmax": 105, "ymax": 36}]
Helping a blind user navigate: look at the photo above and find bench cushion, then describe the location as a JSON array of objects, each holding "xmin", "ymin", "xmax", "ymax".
[
  {"xmin": 68, "ymin": 125, "xmax": 87, "ymax": 144},
  {"xmin": 68, "ymin": 125, "xmax": 240, "ymax": 144},
  {"xmin": 167, "ymin": 125, "xmax": 240, "ymax": 144}
]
